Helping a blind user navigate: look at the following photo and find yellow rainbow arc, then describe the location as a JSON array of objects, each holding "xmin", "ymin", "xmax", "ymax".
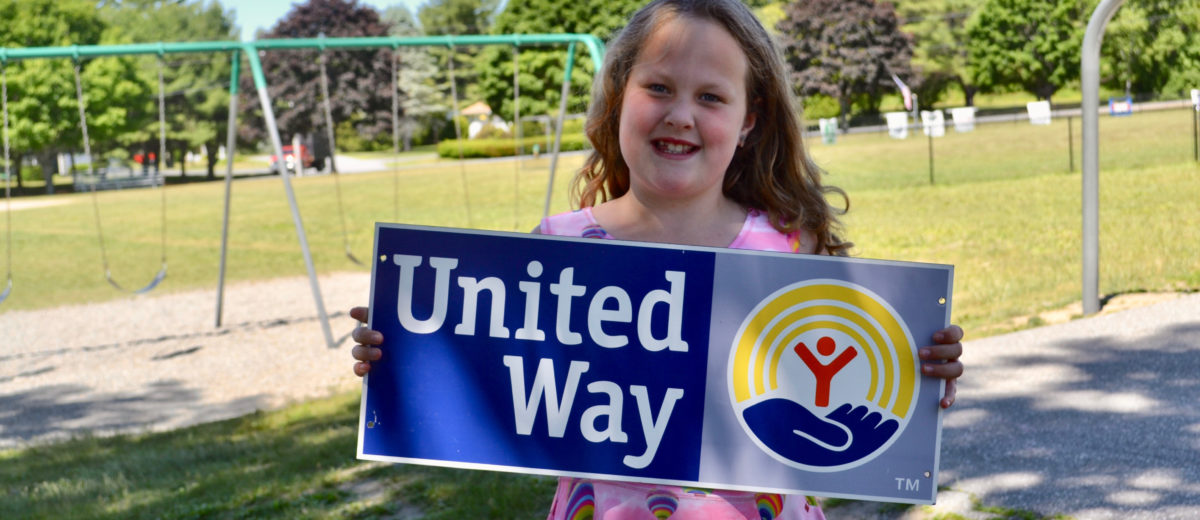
[{"xmin": 731, "ymin": 281, "xmax": 916, "ymax": 419}]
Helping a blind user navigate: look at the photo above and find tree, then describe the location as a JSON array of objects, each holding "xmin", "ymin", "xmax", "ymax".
[
  {"xmin": 778, "ymin": 0, "xmax": 914, "ymax": 129},
  {"xmin": 418, "ymin": 0, "xmax": 499, "ymax": 35},
  {"xmin": 382, "ymin": 5, "xmax": 445, "ymax": 149},
  {"xmin": 101, "ymin": 0, "xmax": 239, "ymax": 178},
  {"xmin": 896, "ymin": 0, "xmax": 982, "ymax": 106},
  {"xmin": 966, "ymin": 0, "xmax": 1087, "ymax": 104},
  {"xmin": 0, "ymin": 0, "xmax": 144, "ymax": 193},
  {"xmin": 416, "ymin": 0, "xmax": 501, "ymax": 141},
  {"xmin": 1102, "ymin": 0, "xmax": 1200, "ymax": 99},
  {"xmin": 238, "ymin": 0, "xmax": 392, "ymax": 161},
  {"xmin": 476, "ymin": 0, "xmax": 642, "ymax": 127}
]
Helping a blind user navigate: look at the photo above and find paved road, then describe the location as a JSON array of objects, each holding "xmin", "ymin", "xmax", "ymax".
[{"xmin": 934, "ymin": 292, "xmax": 1200, "ymax": 519}]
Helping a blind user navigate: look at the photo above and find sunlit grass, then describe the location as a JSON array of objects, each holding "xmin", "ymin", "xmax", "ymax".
[{"xmin": 0, "ymin": 154, "xmax": 582, "ymax": 311}]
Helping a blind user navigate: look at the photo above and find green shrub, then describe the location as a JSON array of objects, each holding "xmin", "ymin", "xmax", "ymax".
[
  {"xmin": 802, "ymin": 94, "xmax": 840, "ymax": 120},
  {"xmin": 436, "ymin": 133, "xmax": 590, "ymax": 159},
  {"xmin": 562, "ymin": 117, "xmax": 586, "ymax": 134},
  {"xmin": 20, "ymin": 164, "xmax": 42, "ymax": 182},
  {"xmin": 473, "ymin": 122, "xmax": 512, "ymax": 140}
]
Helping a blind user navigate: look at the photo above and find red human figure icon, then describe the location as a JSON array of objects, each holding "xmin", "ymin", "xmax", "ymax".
[{"xmin": 794, "ymin": 336, "xmax": 858, "ymax": 407}]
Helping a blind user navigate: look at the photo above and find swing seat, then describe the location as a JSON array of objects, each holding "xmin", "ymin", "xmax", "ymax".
[
  {"xmin": 105, "ymin": 263, "xmax": 168, "ymax": 295},
  {"xmin": 344, "ymin": 246, "xmax": 364, "ymax": 267}
]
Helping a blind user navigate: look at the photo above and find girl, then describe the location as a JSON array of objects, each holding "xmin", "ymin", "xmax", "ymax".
[{"xmin": 352, "ymin": 0, "xmax": 964, "ymax": 517}]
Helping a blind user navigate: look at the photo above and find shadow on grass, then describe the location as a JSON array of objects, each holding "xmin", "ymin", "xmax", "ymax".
[{"xmin": 0, "ymin": 389, "xmax": 555, "ymax": 519}]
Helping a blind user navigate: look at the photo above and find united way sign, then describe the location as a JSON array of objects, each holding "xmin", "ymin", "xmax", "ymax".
[{"xmin": 358, "ymin": 224, "xmax": 953, "ymax": 504}]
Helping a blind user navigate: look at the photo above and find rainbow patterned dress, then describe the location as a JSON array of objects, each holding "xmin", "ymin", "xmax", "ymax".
[{"xmin": 540, "ymin": 208, "xmax": 826, "ymax": 520}]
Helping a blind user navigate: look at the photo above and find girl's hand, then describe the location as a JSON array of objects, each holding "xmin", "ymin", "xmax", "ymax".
[
  {"xmin": 918, "ymin": 325, "xmax": 964, "ymax": 409},
  {"xmin": 350, "ymin": 306, "xmax": 383, "ymax": 377}
]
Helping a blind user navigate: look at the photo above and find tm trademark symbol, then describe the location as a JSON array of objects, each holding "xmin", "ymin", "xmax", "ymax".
[{"xmin": 895, "ymin": 477, "xmax": 920, "ymax": 492}]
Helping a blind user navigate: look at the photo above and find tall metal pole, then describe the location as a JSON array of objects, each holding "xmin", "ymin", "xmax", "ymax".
[
  {"xmin": 1081, "ymin": 0, "xmax": 1125, "ymax": 316},
  {"xmin": 216, "ymin": 50, "xmax": 240, "ymax": 327},
  {"xmin": 245, "ymin": 45, "xmax": 335, "ymax": 348}
]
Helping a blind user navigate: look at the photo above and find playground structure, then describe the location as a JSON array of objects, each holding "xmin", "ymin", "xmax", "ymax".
[
  {"xmin": 0, "ymin": 0, "xmax": 1158, "ymax": 335},
  {"xmin": 0, "ymin": 34, "xmax": 605, "ymax": 347}
]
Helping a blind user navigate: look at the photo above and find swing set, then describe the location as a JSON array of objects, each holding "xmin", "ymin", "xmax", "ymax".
[{"xmin": 0, "ymin": 34, "xmax": 604, "ymax": 347}]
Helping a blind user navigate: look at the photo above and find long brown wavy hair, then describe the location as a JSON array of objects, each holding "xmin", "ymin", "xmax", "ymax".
[{"xmin": 572, "ymin": 0, "xmax": 851, "ymax": 255}]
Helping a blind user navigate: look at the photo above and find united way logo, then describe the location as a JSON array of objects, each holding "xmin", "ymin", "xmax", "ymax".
[{"xmin": 727, "ymin": 279, "xmax": 918, "ymax": 471}]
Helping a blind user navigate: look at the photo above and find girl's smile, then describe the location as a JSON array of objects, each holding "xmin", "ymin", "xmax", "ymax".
[{"xmin": 653, "ymin": 137, "xmax": 699, "ymax": 157}]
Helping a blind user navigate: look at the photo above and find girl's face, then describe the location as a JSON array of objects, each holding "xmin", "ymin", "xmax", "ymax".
[{"xmin": 618, "ymin": 16, "xmax": 756, "ymax": 207}]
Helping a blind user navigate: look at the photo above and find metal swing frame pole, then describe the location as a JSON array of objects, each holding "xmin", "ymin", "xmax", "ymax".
[
  {"xmin": 215, "ymin": 50, "xmax": 240, "ymax": 328},
  {"xmin": 245, "ymin": 45, "xmax": 335, "ymax": 348}
]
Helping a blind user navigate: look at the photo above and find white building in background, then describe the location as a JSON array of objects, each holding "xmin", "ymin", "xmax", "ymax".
[{"xmin": 461, "ymin": 101, "xmax": 510, "ymax": 139}]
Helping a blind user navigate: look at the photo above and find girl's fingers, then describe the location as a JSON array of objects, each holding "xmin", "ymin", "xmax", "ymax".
[
  {"xmin": 349, "ymin": 307, "xmax": 381, "ymax": 379},
  {"xmin": 352, "ymin": 326, "xmax": 384, "ymax": 346},
  {"xmin": 351, "ymin": 344, "xmax": 382, "ymax": 362},
  {"xmin": 353, "ymin": 361, "xmax": 372, "ymax": 377},
  {"xmin": 919, "ymin": 341, "xmax": 961, "ymax": 363},
  {"xmin": 933, "ymin": 324, "xmax": 964, "ymax": 344},
  {"xmin": 921, "ymin": 359, "xmax": 962, "ymax": 379},
  {"xmin": 941, "ymin": 379, "xmax": 957, "ymax": 409}
]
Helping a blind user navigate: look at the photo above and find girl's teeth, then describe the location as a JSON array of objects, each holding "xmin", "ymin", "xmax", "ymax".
[{"xmin": 660, "ymin": 142, "xmax": 692, "ymax": 154}]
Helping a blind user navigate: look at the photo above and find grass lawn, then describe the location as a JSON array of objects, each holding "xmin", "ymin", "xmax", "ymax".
[
  {"xmin": 3, "ymin": 107, "xmax": 1195, "ymax": 332},
  {"xmin": 0, "ymin": 392, "xmax": 558, "ymax": 519},
  {"xmin": 0, "ymin": 154, "xmax": 580, "ymax": 311},
  {"xmin": 1, "ymin": 107, "xmax": 1197, "ymax": 519}
]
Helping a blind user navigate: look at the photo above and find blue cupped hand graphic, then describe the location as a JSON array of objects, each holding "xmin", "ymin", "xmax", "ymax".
[{"xmin": 742, "ymin": 399, "xmax": 898, "ymax": 467}]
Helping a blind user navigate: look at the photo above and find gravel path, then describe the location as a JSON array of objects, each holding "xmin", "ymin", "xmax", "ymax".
[{"xmin": 0, "ymin": 272, "xmax": 369, "ymax": 448}]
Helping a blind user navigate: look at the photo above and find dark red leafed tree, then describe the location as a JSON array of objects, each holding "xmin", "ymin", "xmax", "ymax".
[
  {"xmin": 238, "ymin": 0, "xmax": 392, "ymax": 150},
  {"xmin": 777, "ymin": 0, "xmax": 913, "ymax": 128}
]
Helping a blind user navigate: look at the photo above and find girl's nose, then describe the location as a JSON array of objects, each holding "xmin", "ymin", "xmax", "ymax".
[{"xmin": 663, "ymin": 102, "xmax": 694, "ymax": 130}]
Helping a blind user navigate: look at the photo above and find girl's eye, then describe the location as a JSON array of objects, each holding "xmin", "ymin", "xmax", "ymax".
[
  {"xmin": 700, "ymin": 93, "xmax": 723, "ymax": 103},
  {"xmin": 648, "ymin": 83, "xmax": 669, "ymax": 94}
]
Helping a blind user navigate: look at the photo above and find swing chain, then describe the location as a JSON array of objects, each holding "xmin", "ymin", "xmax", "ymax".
[
  {"xmin": 446, "ymin": 48, "xmax": 473, "ymax": 228},
  {"xmin": 74, "ymin": 57, "xmax": 168, "ymax": 294},
  {"xmin": 318, "ymin": 48, "xmax": 364, "ymax": 267},
  {"xmin": 391, "ymin": 47, "xmax": 400, "ymax": 223},
  {"xmin": 156, "ymin": 55, "xmax": 168, "ymax": 264}
]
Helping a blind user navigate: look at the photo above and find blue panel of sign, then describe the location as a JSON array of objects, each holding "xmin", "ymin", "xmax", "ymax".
[{"xmin": 359, "ymin": 223, "xmax": 953, "ymax": 504}]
